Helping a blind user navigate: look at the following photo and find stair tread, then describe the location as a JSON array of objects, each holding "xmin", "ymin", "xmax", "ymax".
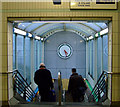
[{"xmin": 10, "ymin": 102, "xmax": 109, "ymax": 107}]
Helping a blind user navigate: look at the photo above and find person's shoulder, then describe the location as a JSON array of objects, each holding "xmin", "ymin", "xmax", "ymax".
[
  {"xmin": 70, "ymin": 75, "xmax": 76, "ymax": 79},
  {"xmin": 43, "ymin": 69, "xmax": 50, "ymax": 73},
  {"xmin": 78, "ymin": 75, "xmax": 84, "ymax": 79},
  {"xmin": 46, "ymin": 68, "xmax": 49, "ymax": 71},
  {"xmin": 45, "ymin": 69, "xmax": 50, "ymax": 72},
  {"xmin": 35, "ymin": 69, "xmax": 41, "ymax": 73}
]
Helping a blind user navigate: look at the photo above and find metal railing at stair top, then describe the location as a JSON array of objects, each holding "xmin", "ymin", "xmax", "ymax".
[
  {"xmin": 58, "ymin": 71, "xmax": 63, "ymax": 105},
  {"xmin": 88, "ymin": 71, "xmax": 108, "ymax": 103},
  {"xmin": 12, "ymin": 69, "xmax": 37, "ymax": 102}
]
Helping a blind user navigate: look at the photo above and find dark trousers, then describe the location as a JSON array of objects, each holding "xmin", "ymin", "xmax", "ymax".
[
  {"xmin": 39, "ymin": 89, "xmax": 50, "ymax": 102},
  {"xmin": 71, "ymin": 88, "xmax": 85, "ymax": 102},
  {"xmin": 71, "ymin": 92, "xmax": 84, "ymax": 102},
  {"xmin": 71, "ymin": 90, "xmax": 80, "ymax": 102}
]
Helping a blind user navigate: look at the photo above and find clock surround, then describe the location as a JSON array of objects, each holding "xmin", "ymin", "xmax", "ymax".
[{"xmin": 57, "ymin": 43, "xmax": 73, "ymax": 59}]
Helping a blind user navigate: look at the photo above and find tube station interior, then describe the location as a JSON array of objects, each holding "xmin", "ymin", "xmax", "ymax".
[{"xmin": 0, "ymin": 0, "xmax": 120, "ymax": 107}]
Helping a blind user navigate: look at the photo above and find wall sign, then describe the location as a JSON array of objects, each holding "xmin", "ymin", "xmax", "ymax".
[{"xmin": 70, "ymin": 0, "xmax": 117, "ymax": 9}]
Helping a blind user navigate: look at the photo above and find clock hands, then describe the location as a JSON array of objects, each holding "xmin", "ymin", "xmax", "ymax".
[
  {"xmin": 64, "ymin": 50, "xmax": 68, "ymax": 57},
  {"xmin": 58, "ymin": 43, "xmax": 72, "ymax": 59}
]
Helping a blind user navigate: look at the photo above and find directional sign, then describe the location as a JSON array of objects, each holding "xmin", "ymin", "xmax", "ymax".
[{"xmin": 70, "ymin": 0, "xmax": 117, "ymax": 9}]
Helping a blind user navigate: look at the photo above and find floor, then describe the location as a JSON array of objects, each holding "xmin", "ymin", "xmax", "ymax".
[{"xmin": 10, "ymin": 102, "xmax": 109, "ymax": 107}]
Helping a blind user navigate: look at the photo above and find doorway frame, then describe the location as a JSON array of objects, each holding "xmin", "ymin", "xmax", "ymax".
[{"xmin": 7, "ymin": 17, "xmax": 112, "ymax": 104}]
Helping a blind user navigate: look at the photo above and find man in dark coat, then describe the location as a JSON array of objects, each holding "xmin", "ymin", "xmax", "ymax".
[
  {"xmin": 68, "ymin": 68, "xmax": 87, "ymax": 102},
  {"xmin": 34, "ymin": 63, "xmax": 53, "ymax": 102}
]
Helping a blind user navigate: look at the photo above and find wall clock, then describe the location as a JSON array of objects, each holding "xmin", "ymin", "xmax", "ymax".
[{"xmin": 57, "ymin": 43, "xmax": 73, "ymax": 59}]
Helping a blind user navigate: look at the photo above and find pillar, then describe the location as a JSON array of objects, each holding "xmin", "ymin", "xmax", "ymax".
[
  {"xmin": 30, "ymin": 38, "xmax": 35, "ymax": 89},
  {"xmin": 41, "ymin": 41, "xmax": 45, "ymax": 63},
  {"xmin": 94, "ymin": 38, "xmax": 97, "ymax": 83},
  {"xmin": 23, "ymin": 36, "xmax": 26, "ymax": 79},
  {"xmin": 111, "ymin": 12, "xmax": 120, "ymax": 105},
  {"xmin": 0, "ymin": 1, "xmax": 2, "ymax": 105},
  {"xmin": 108, "ymin": 21, "xmax": 112, "ymax": 103},
  {"xmin": 0, "ymin": 16, "xmax": 10, "ymax": 106},
  {"xmin": 8, "ymin": 22, "xmax": 14, "ymax": 102},
  {"xmin": 86, "ymin": 41, "xmax": 88, "ymax": 78}
]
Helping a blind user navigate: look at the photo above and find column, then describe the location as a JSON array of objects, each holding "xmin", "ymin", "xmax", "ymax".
[
  {"xmin": 101, "ymin": 36, "xmax": 103, "ymax": 74},
  {"xmin": 15, "ymin": 33, "xmax": 18, "ymax": 69},
  {"xmin": 107, "ymin": 21, "xmax": 112, "ymax": 102},
  {"xmin": 41, "ymin": 41, "xmax": 45, "ymax": 63},
  {"xmin": 8, "ymin": 22, "xmax": 14, "ymax": 101},
  {"xmin": 38, "ymin": 41, "xmax": 40, "ymax": 67},
  {"xmin": 30, "ymin": 38, "xmax": 34, "ymax": 89},
  {"xmin": 90, "ymin": 40, "xmax": 92, "ymax": 77},
  {"xmin": 111, "ymin": 13, "xmax": 120, "ymax": 105},
  {"xmin": 0, "ymin": 16, "xmax": 9, "ymax": 106},
  {"xmin": 23, "ymin": 36, "xmax": 26, "ymax": 79},
  {"xmin": 86, "ymin": 41, "xmax": 89, "ymax": 78},
  {"xmin": 94, "ymin": 38, "xmax": 97, "ymax": 83}
]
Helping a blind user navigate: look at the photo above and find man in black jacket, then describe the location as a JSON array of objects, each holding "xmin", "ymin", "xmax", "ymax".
[
  {"xmin": 68, "ymin": 68, "xmax": 87, "ymax": 102},
  {"xmin": 34, "ymin": 63, "xmax": 53, "ymax": 102}
]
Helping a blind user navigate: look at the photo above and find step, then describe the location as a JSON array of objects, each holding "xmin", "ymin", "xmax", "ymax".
[{"xmin": 10, "ymin": 102, "xmax": 109, "ymax": 107}]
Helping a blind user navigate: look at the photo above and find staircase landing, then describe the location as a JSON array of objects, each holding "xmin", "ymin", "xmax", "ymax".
[{"xmin": 10, "ymin": 102, "xmax": 109, "ymax": 107}]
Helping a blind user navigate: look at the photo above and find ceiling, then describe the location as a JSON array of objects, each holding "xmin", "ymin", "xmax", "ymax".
[{"xmin": 14, "ymin": 21, "xmax": 108, "ymax": 41}]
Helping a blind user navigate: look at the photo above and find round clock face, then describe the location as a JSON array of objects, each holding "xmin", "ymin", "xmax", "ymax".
[{"xmin": 57, "ymin": 43, "xmax": 73, "ymax": 59}]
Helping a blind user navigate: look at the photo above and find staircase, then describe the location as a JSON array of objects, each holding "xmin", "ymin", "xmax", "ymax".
[
  {"xmin": 12, "ymin": 69, "xmax": 39, "ymax": 103},
  {"xmin": 10, "ymin": 70, "xmax": 109, "ymax": 107},
  {"xmin": 10, "ymin": 102, "xmax": 109, "ymax": 107},
  {"xmin": 88, "ymin": 71, "xmax": 108, "ymax": 103}
]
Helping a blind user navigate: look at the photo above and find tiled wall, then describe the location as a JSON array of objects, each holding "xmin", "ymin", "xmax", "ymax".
[
  {"xmin": 0, "ymin": 1, "xmax": 120, "ymax": 103},
  {"xmin": 8, "ymin": 22, "xmax": 13, "ymax": 100},
  {"xmin": 111, "ymin": 10, "xmax": 120, "ymax": 102},
  {"xmin": 108, "ymin": 22, "xmax": 112, "ymax": 101},
  {"xmin": 0, "ymin": 1, "xmax": 2, "ymax": 105},
  {"xmin": 0, "ymin": 1, "xmax": 9, "ymax": 104}
]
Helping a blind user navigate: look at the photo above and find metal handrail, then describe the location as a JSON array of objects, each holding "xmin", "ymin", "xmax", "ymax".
[
  {"xmin": 58, "ymin": 72, "xmax": 62, "ymax": 105},
  {"xmin": 12, "ymin": 69, "xmax": 37, "ymax": 102},
  {"xmin": 13, "ymin": 69, "xmax": 35, "ymax": 93},
  {"xmin": 88, "ymin": 70, "xmax": 108, "ymax": 102}
]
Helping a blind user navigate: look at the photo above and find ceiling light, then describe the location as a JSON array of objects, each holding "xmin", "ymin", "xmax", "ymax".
[
  {"xmin": 87, "ymin": 38, "xmax": 89, "ymax": 41},
  {"xmin": 28, "ymin": 33, "xmax": 33, "ymax": 38},
  {"xmin": 95, "ymin": 33, "xmax": 98, "ymax": 37},
  {"xmin": 14, "ymin": 28, "xmax": 26, "ymax": 36},
  {"xmin": 41, "ymin": 38, "xmax": 44, "ymax": 41},
  {"xmin": 89, "ymin": 36, "xmax": 93, "ymax": 40},
  {"xmin": 35, "ymin": 36, "xmax": 41, "ymax": 40},
  {"xmin": 100, "ymin": 28, "xmax": 108, "ymax": 35}
]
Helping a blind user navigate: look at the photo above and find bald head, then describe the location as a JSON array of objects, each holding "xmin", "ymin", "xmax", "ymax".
[{"xmin": 39, "ymin": 63, "xmax": 46, "ymax": 68}]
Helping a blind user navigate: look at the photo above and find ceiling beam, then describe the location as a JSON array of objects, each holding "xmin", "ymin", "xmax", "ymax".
[
  {"xmin": 30, "ymin": 23, "xmax": 50, "ymax": 33},
  {"xmin": 24, "ymin": 23, "xmax": 34, "ymax": 31},
  {"xmin": 42, "ymin": 28, "xmax": 87, "ymax": 41},
  {"xmin": 78, "ymin": 23, "xmax": 98, "ymax": 33},
  {"xmin": 35, "ymin": 24, "xmax": 63, "ymax": 36}
]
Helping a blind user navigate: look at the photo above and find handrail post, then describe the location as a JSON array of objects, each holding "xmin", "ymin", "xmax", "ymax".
[
  {"xmin": 98, "ymin": 87, "xmax": 100, "ymax": 102},
  {"xmin": 58, "ymin": 72, "xmax": 62, "ymax": 106},
  {"xmin": 13, "ymin": 71, "xmax": 17, "ymax": 96},
  {"xmin": 12, "ymin": 69, "xmax": 38, "ymax": 102},
  {"xmin": 13, "ymin": 75, "xmax": 16, "ymax": 96},
  {"xmin": 104, "ymin": 72, "xmax": 108, "ymax": 98},
  {"xmin": 23, "ymin": 88, "xmax": 26, "ymax": 100},
  {"xmin": 88, "ymin": 71, "xmax": 109, "ymax": 103}
]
